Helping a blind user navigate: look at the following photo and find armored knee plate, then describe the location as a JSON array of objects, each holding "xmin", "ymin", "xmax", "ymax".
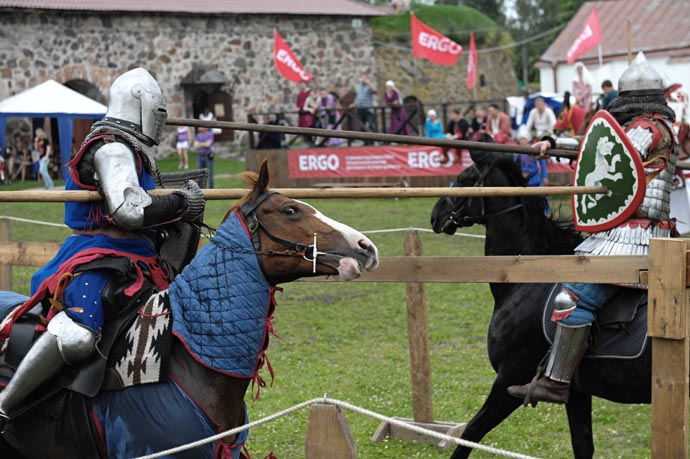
[
  {"xmin": 554, "ymin": 290, "xmax": 578, "ymax": 316},
  {"xmin": 46, "ymin": 311, "xmax": 98, "ymax": 365}
]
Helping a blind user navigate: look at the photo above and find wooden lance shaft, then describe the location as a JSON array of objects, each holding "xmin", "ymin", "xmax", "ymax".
[
  {"xmin": 167, "ymin": 117, "xmax": 578, "ymax": 159},
  {"xmin": 167, "ymin": 117, "xmax": 690, "ymax": 171},
  {"xmin": 0, "ymin": 186, "xmax": 608, "ymax": 202}
]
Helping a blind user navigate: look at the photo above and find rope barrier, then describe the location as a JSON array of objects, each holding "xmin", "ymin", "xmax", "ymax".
[
  {"xmin": 132, "ymin": 396, "xmax": 541, "ymax": 459},
  {"xmin": 0, "ymin": 215, "xmax": 68, "ymax": 228}
]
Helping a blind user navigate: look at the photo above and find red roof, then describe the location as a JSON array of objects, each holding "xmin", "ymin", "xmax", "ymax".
[
  {"xmin": 538, "ymin": 0, "xmax": 690, "ymax": 66},
  {"xmin": 0, "ymin": 0, "xmax": 388, "ymax": 15}
]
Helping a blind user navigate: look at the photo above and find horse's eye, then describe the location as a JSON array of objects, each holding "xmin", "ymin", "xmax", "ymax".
[{"xmin": 283, "ymin": 206, "xmax": 299, "ymax": 216}]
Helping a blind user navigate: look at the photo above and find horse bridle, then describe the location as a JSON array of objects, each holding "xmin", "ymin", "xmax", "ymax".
[
  {"xmin": 445, "ymin": 162, "xmax": 523, "ymax": 228},
  {"xmin": 237, "ymin": 190, "xmax": 326, "ymax": 273}
]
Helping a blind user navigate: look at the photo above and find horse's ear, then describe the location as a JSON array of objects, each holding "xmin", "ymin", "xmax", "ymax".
[
  {"xmin": 469, "ymin": 133, "xmax": 495, "ymax": 165},
  {"xmin": 257, "ymin": 159, "xmax": 271, "ymax": 193}
]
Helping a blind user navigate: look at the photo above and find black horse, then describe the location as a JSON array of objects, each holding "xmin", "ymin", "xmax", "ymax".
[{"xmin": 430, "ymin": 149, "xmax": 653, "ymax": 459}]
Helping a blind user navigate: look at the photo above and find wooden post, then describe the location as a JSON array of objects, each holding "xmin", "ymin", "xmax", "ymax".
[
  {"xmin": 648, "ymin": 238, "xmax": 689, "ymax": 459},
  {"xmin": 304, "ymin": 403, "xmax": 357, "ymax": 459},
  {"xmin": 371, "ymin": 231, "xmax": 465, "ymax": 449},
  {"xmin": 404, "ymin": 230, "xmax": 434, "ymax": 423},
  {"xmin": 0, "ymin": 217, "xmax": 12, "ymax": 291}
]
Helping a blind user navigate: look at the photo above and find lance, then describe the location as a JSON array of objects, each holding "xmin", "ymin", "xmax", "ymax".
[
  {"xmin": 0, "ymin": 186, "xmax": 607, "ymax": 202},
  {"xmin": 166, "ymin": 117, "xmax": 579, "ymax": 159}
]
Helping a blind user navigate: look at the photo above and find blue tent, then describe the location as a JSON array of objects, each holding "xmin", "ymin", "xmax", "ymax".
[{"xmin": 0, "ymin": 80, "xmax": 106, "ymax": 179}]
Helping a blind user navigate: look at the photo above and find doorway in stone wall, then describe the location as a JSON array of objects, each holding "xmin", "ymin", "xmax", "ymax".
[{"xmin": 183, "ymin": 65, "xmax": 234, "ymax": 142}]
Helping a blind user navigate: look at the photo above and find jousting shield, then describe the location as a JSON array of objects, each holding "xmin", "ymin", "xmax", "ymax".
[{"xmin": 572, "ymin": 110, "xmax": 646, "ymax": 232}]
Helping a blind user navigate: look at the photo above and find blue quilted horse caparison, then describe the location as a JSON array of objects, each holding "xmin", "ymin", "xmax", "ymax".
[{"xmin": 168, "ymin": 211, "xmax": 275, "ymax": 378}]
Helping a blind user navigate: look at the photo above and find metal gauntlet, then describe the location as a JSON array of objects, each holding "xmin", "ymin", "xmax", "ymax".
[{"xmin": 173, "ymin": 180, "xmax": 206, "ymax": 222}]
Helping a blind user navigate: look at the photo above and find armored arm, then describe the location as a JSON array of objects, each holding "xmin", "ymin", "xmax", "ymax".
[{"xmin": 93, "ymin": 143, "xmax": 205, "ymax": 229}]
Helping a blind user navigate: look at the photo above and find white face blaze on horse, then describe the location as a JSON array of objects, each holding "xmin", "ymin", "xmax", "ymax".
[{"xmin": 296, "ymin": 200, "xmax": 379, "ymax": 280}]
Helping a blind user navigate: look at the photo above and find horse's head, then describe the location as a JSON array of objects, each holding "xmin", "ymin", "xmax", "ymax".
[
  {"xmin": 430, "ymin": 136, "xmax": 524, "ymax": 235},
  {"xmin": 234, "ymin": 160, "xmax": 379, "ymax": 284}
]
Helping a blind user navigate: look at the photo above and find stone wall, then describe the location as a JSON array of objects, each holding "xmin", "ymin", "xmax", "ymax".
[
  {"xmin": 0, "ymin": 9, "xmax": 378, "ymax": 152},
  {"xmin": 373, "ymin": 42, "xmax": 518, "ymax": 112}
]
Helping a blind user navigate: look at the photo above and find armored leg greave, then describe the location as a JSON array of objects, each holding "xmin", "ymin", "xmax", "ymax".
[
  {"xmin": 0, "ymin": 311, "xmax": 96, "ymax": 421},
  {"xmin": 507, "ymin": 323, "xmax": 590, "ymax": 405}
]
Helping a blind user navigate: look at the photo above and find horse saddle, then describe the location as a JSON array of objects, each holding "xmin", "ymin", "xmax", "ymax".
[{"xmin": 542, "ymin": 284, "xmax": 648, "ymax": 360}]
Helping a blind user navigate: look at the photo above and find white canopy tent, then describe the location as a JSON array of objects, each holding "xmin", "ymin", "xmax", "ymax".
[{"xmin": 0, "ymin": 80, "xmax": 106, "ymax": 177}]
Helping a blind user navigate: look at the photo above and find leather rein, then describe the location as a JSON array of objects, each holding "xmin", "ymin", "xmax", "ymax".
[{"xmin": 446, "ymin": 163, "xmax": 524, "ymax": 227}]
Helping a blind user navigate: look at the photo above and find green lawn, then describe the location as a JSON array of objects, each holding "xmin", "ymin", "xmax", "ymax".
[{"xmin": 0, "ymin": 155, "xmax": 654, "ymax": 459}]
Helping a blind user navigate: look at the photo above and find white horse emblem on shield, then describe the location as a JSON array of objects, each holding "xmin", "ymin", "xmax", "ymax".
[{"xmin": 581, "ymin": 136, "xmax": 622, "ymax": 214}]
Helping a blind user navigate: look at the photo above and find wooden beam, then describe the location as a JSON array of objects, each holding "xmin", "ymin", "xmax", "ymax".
[
  {"xmin": 648, "ymin": 239, "xmax": 689, "ymax": 459},
  {"xmin": 0, "ymin": 218, "xmax": 12, "ymax": 291},
  {"xmin": 308, "ymin": 255, "xmax": 648, "ymax": 284},
  {"xmin": 304, "ymin": 403, "xmax": 357, "ymax": 459},
  {"xmin": 0, "ymin": 186, "xmax": 608, "ymax": 202}
]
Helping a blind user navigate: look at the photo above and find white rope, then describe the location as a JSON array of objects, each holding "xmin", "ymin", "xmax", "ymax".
[
  {"xmin": 362, "ymin": 227, "xmax": 486, "ymax": 239},
  {"xmin": 0, "ymin": 215, "xmax": 68, "ymax": 228},
  {"xmin": 132, "ymin": 396, "xmax": 540, "ymax": 459}
]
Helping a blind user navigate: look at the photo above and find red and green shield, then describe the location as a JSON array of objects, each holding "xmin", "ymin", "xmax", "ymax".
[{"xmin": 572, "ymin": 111, "xmax": 645, "ymax": 232}]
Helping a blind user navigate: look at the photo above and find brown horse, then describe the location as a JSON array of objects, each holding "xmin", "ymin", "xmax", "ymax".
[{"xmin": 0, "ymin": 160, "xmax": 379, "ymax": 458}]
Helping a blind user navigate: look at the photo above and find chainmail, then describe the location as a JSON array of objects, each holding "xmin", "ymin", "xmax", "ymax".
[
  {"xmin": 607, "ymin": 90, "xmax": 676, "ymax": 125},
  {"xmin": 82, "ymin": 121, "xmax": 159, "ymax": 177}
]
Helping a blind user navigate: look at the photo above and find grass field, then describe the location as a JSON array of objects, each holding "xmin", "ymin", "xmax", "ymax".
[{"xmin": 2, "ymin": 153, "xmax": 654, "ymax": 459}]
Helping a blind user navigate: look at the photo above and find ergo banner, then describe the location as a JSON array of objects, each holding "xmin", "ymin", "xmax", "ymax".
[
  {"xmin": 288, "ymin": 145, "xmax": 471, "ymax": 179},
  {"xmin": 274, "ymin": 30, "xmax": 313, "ymax": 83},
  {"xmin": 410, "ymin": 12, "xmax": 463, "ymax": 66}
]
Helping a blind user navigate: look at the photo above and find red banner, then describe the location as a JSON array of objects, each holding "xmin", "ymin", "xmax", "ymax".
[
  {"xmin": 288, "ymin": 145, "xmax": 572, "ymax": 179},
  {"xmin": 273, "ymin": 30, "xmax": 313, "ymax": 83},
  {"xmin": 467, "ymin": 31, "xmax": 477, "ymax": 90},
  {"xmin": 566, "ymin": 9, "xmax": 602, "ymax": 64},
  {"xmin": 410, "ymin": 13, "xmax": 463, "ymax": 66}
]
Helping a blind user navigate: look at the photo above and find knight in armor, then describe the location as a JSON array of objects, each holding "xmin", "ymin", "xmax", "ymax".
[
  {"xmin": 0, "ymin": 68, "xmax": 205, "ymax": 423},
  {"xmin": 508, "ymin": 53, "xmax": 678, "ymax": 404}
]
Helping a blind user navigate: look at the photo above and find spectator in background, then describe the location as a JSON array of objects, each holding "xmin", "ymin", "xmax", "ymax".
[
  {"xmin": 350, "ymin": 71, "xmax": 377, "ymax": 144},
  {"xmin": 321, "ymin": 86, "xmax": 344, "ymax": 147},
  {"xmin": 34, "ymin": 129, "xmax": 53, "ymax": 189},
  {"xmin": 296, "ymin": 81, "xmax": 313, "ymax": 128},
  {"xmin": 572, "ymin": 62, "xmax": 594, "ymax": 110},
  {"xmin": 199, "ymin": 107, "xmax": 221, "ymax": 136},
  {"xmin": 257, "ymin": 115, "xmax": 284, "ymax": 150},
  {"xmin": 9, "ymin": 133, "xmax": 31, "ymax": 183},
  {"xmin": 304, "ymin": 89, "xmax": 322, "ymax": 127},
  {"xmin": 515, "ymin": 128, "xmax": 550, "ymax": 216},
  {"xmin": 440, "ymin": 108, "xmax": 470, "ymax": 164},
  {"xmin": 554, "ymin": 91, "xmax": 587, "ymax": 136},
  {"xmin": 384, "ymin": 80, "xmax": 409, "ymax": 136},
  {"xmin": 425, "ymin": 109, "xmax": 445, "ymax": 139},
  {"xmin": 193, "ymin": 126, "xmax": 214, "ymax": 188},
  {"xmin": 524, "ymin": 97, "xmax": 557, "ymax": 137},
  {"xmin": 486, "ymin": 103, "xmax": 513, "ymax": 143},
  {"xmin": 468, "ymin": 104, "xmax": 486, "ymax": 136},
  {"xmin": 601, "ymin": 79, "xmax": 618, "ymax": 110},
  {"xmin": 176, "ymin": 125, "xmax": 192, "ymax": 170}
]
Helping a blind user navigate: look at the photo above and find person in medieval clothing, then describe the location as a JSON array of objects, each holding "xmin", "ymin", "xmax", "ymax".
[
  {"xmin": 0, "ymin": 68, "xmax": 205, "ymax": 424},
  {"xmin": 508, "ymin": 53, "xmax": 678, "ymax": 404}
]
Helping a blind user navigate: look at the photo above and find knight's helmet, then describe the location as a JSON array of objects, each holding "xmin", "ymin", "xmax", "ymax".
[
  {"xmin": 618, "ymin": 52, "xmax": 664, "ymax": 94},
  {"xmin": 104, "ymin": 68, "xmax": 168, "ymax": 145}
]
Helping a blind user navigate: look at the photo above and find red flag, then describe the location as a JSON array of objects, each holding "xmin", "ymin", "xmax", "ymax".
[
  {"xmin": 566, "ymin": 9, "xmax": 602, "ymax": 64},
  {"xmin": 273, "ymin": 30, "xmax": 313, "ymax": 83},
  {"xmin": 410, "ymin": 12, "xmax": 463, "ymax": 66},
  {"xmin": 467, "ymin": 31, "xmax": 477, "ymax": 90}
]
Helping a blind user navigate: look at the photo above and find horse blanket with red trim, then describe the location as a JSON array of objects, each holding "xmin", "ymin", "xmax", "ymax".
[{"xmin": 167, "ymin": 211, "xmax": 279, "ymax": 390}]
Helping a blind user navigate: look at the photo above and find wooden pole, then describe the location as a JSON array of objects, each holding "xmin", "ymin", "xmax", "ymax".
[
  {"xmin": 167, "ymin": 117, "xmax": 578, "ymax": 159},
  {"xmin": 404, "ymin": 230, "xmax": 434, "ymax": 423},
  {"xmin": 304, "ymin": 403, "xmax": 357, "ymax": 459},
  {"xmin": 627, "ymin": 20, "xmax": 633, "ymax": 64},
  {"xmin": 648, "ymin": 238, "xmax": 689, "ymax": 459},
  {"xmin": 0, "ymin": 218, "xmax": 12, "ymax": 291},
  {"xmin": 0, "ymin": 185, "xmax": 609, "ymax": 202}
]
